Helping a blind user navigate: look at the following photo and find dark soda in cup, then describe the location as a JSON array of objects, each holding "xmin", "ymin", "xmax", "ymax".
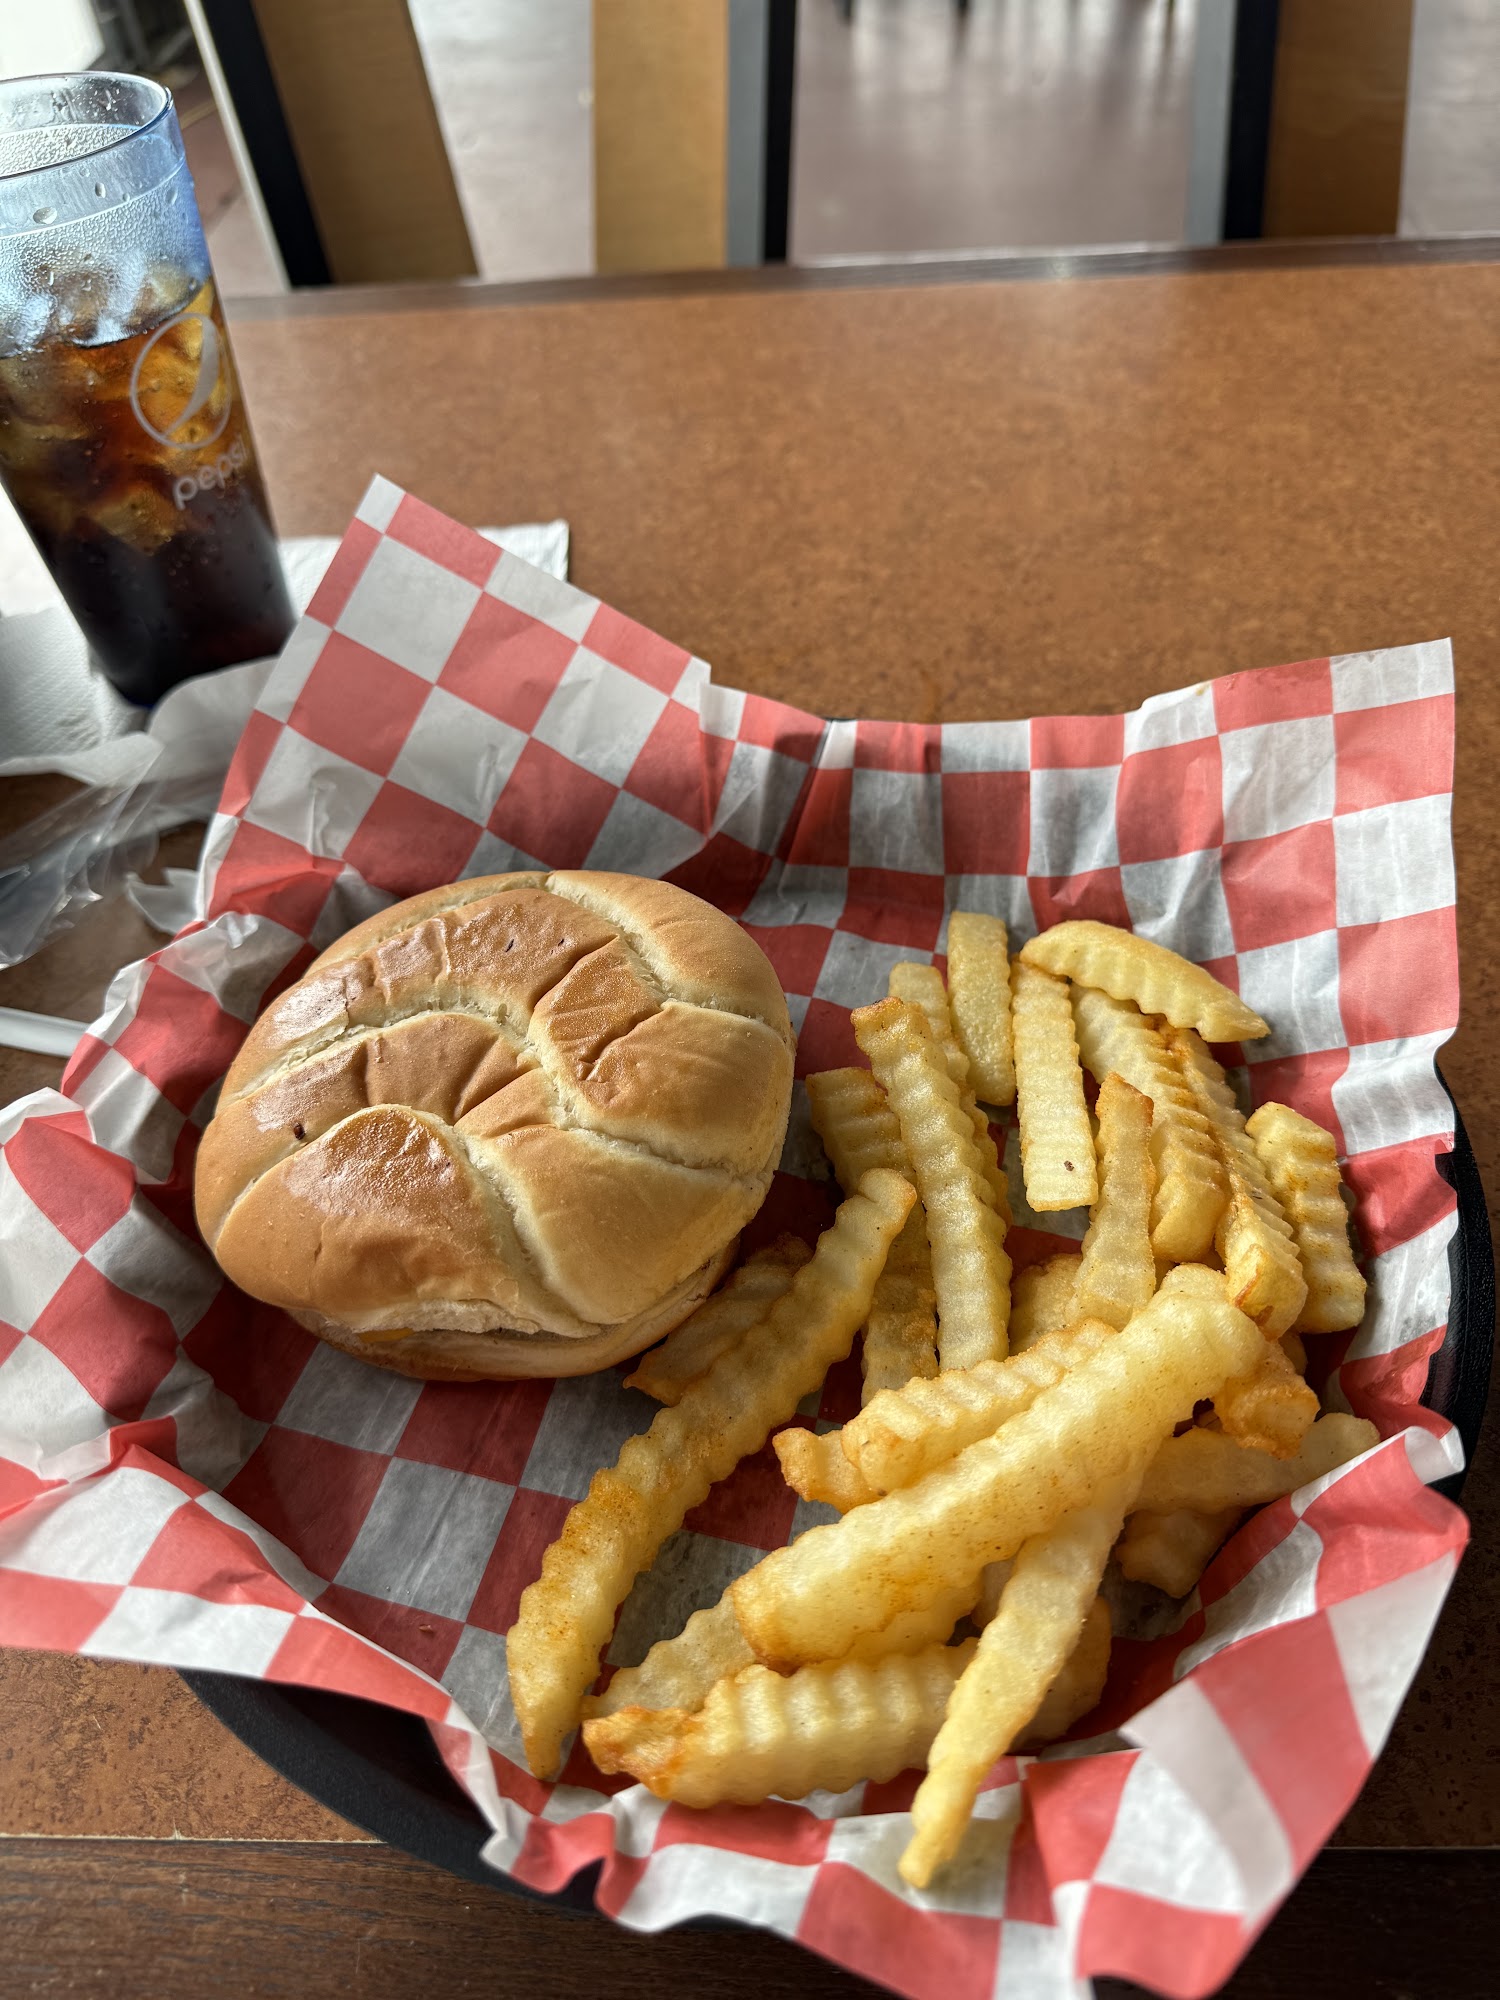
[{"xmin": 0, "ymin": 74, "xmax": 293, "ymax": 706}]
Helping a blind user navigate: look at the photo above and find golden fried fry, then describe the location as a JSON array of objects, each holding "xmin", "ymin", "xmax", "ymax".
[
  {"xmin": 583, "ymin": 1642, "xmax": 978, "ymax": 1807},
  {"xmin": 1159, "ymin": 1264, "xmax": 1318, "ymax": 1458},
  {"xmin": 1135, "ymin": 1412, "xmax": 1379, "ymax": 1513},
  {"xmin": 1019, "ymin": 1596, "xmax": 1112, "ymax": 1747},
  {"xmin": 1246, "ymin": 1102, "xmax": 1368, "ymax": 1333},
  {"xmin": 1157, "ymin": 1262, "xmax": 1227, "ymax": 1305},
  {"xmin": 773, "ymin": 1423, "xmax": 880, "ymax": 1511},
  {"xmin": 507, "ymin": 1169, "xmax": 915, "ymax": 1777},
  {"xmin": 1166, "ymin": 1029, "xmax": 1308, "ymax": 1339},
  {"xmin": 806, "ymin": 1065, "xmax": 940, "ymax": 1397},
  {"xmin": 862, "ymin": 1223, "xmax": 940, "ymax": 1400},
  {"xmin": 805, "ymin": 1066, "xmax": 906, "ymax": 1186},
  {"xmin": 843, "ymin": 1575, "xmax": 979, "ymax": 1660},
  {"xmin": 1010, "ymin": 1252, "xmax": 1083, "ymax": 1353},
  {"xmin": 1012, "ymin": 958, "xmax": 1098, "ymax": 1211},
  {"xmin": 971, "ymin": 1559, "xmax": 1015, "ymax": 1626},
  {"xmin": 841, "ymin": 1317, "xmax": 1115, "ymax": 1496},
  {"xmin": 624, "ymin": 1237, "xmax": 812, "ymax": 1403},
  {"xmin": 1071, "ymin": 985, "xmax": 1227, "ymax": 1263},
  {"xmin": 1022, "ymin": 919, "xmax": 1269, "ymax": 1043},
  {"xmin": 947, "ymin": 911, "xmax": 1015, "ymax": 1106},
  {"xmin": 900, "ymin": 1470, "xmax": 1138, "ymax": 1887},
  {"xmin": 1213, "ymin": 1336, "xmax": 1319, "ymax": 1458},
  {"xmin": 1070, "ymin": 1074, "xmax": 1157, "ymax": 1329},
  {"xmin": 586, "ymin": 1575, "xmax": 977, "ymax": 1722},
  {"xmin": 853, "ymin": 998, "xmax": 1012, "ymax": 1370},
  {"xmin": 890, "ymin": 962, "xmax": 972, "ymax": 1090},
  {"xmin": 1116, "ymin": 1507, "xmax": 1244, "ymax": 1598},
  {"xmin": 731, "ymin": 1284, "xmax": 1262, "ymax": 1670},
  {"xmin": 584, "ymin": 1596, "xmax": 750, "ymax": 1720},
  {"xmin": 889, "ymin": 961, "xmax": 1011, "ymax": 1224}
]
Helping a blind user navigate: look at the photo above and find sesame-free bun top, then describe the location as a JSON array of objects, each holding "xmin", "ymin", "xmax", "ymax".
[{"xmin": 194, "ymin": 872, "xmax": 796, "ymax": 1379}]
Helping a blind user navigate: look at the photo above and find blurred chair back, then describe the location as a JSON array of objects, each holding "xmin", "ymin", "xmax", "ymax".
[
  {"xmin": 593, "ymin": 0, "xmax": 794, "ymax": 273},
  {"xmin": 193, "ymin": 0, "xmax": 475, "ymax": 285}
]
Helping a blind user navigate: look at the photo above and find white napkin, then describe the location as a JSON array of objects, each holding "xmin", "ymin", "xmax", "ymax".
[
  {"xmin": 0, "ymin": 510, "xmax": 569, "ymax": 962},
  {"xmin": 0, "ymin": 512, "xmax": 570, "ymax": 781}
]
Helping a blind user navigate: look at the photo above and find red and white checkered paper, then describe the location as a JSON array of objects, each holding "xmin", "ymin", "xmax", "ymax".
[{"xmin": 0, "ymin": 475, "xmax": 1470, "ymax": 2000}]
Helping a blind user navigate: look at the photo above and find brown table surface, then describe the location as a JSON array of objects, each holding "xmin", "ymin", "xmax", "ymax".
[{"xmin": 2, "ymin": 240, "xmax": 1495, "ymax": 1999}]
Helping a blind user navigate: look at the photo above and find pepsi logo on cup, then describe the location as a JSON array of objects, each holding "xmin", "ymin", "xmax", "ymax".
[
  {"xmin": 128, "ymin": 307, "xmax": 257, "ymax": 510},
  {"xmin": 129, "ymin": 309, "xmax": 232, "ymax": 450}
]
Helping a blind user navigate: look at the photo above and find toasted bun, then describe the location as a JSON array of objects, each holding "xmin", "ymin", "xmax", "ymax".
[{"xmin": 195, "ymin": 871, "xmax": 795, "ymax": 1379}]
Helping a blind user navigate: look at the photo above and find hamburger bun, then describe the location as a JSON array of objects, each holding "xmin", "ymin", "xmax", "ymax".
[{"xmin": 195, "ymin": 871, "xmax": 796, "ymax": 1379}]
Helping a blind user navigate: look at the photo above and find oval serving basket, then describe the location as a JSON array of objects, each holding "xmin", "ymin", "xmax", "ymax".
[{"xmin": 183, "ymin": 1076, "xmax": 1493, "ymax": 1911}]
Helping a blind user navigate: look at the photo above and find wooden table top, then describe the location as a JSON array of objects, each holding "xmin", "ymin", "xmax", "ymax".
[{"xmin": 2, "ymin": 241, "xmax": 1496, "ymax": 1998}]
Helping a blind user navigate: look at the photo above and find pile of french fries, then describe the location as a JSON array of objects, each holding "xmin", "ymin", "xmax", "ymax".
[{"xmin": 506, "ymin": 916, "xmax": 1374, "ymax": 1889}]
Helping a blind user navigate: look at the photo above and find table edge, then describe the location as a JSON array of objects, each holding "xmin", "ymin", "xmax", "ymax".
[{"xmin": 223, "ymin": 233, "xmax": 1500, "ymax": 321}]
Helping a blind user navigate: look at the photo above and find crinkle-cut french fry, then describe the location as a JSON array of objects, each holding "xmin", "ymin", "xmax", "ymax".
[
  {"xmin": 1159, "ymin": 1264, "xmax": 1317, "ymax": 1458},
  {"xmin": 805, "ymin": 1066, "xmax": 906, "ymax": 1186},
  {"xmin": 1022, "ymin": 919, "xmax": 1270, "ymax": 1044},
  {"xmin": 1158, "ymin": 1262, "xmax": 1227, "ymax": 1305},
  {"xmin": 583, "ymin": 1642, "xmax": 978, "ymax": 1807},
  {"xmin": 625, "ymin": 1237, "xmax": 812, "ymax": 1403},
  {"xmin": 890, "ymin": 962, "xmax": 972, "ymax": 1091},
  {"xmin": 972, "ymin": 1559, "xmax": 1015, "ymax": 1626},
  {"xmin": 1246, "ymin": 1101, "xmax": 1368, "ymax": 1334},
  {"xmin": 972, "ymin": 1120, "xmax": 1011, "ymax": 1230},
  {"xmin": 844, "ymin": 1575, "xmax": 979, "ymax": 1660},
  {"xmin": 1213, "ymin": 1335, "xmax": 1319, "ymax": 1458},
  {"xmin": 774, "ymin": 1423, "xmax": 881, "ymax": 1511},
  {"xmin": 1012, "ymin": 958, "xmax": 1098, "ymax": 1212},
  {"xmin": 1116, "ymin": 1507, "xmax": 1244, "ymax": 1598},
  {"xmin": 841, "ymin": 1318, "xmax": 1115, "ymax": 1496},
  {"xmin": 584, "ymin": 1596, "xmax": 749, "ymax": 1720},
  {"xmin": 861, "ymin": 1219, "xmax": 940, "ymax": 1401},
  {"xmin": 900, "ymin": 1469, "xmax": 1138, "ymax": 1887},
  {"xmin": 947, "ymin": 911, "xmax": 1015, "ymax": 1107},
  {"xmin": 1010, "ymin": 1253, "xmax": 1084, "ymax": 1353},
  {"xmin": 1166, "ymin": 1029, "xmax": 1308, "ymax": 1339},
  {"xmin": 853, "ymin": 998, "xmax": 1012, "ymax": 1370},
  {"xmin": 1282, "ymin": 1330, "xmax": 1308, "ymax": 1375},
  {"xmin": 506, "ymin": 1169, "xmax": 914, "ymax": 1777},
  {"xmin": 1071, "ymin": 985, "xmax": 1227, "ymax": 1264},
  {"xmin": 1136, "ymin": 1412, "xmax": 1379, "ymax": 1513},
  {"xmin": 1020, "ymin": 1595, "xmax": 1112, "ymax": 1747},
  {"xmin": 806, "ymin": 1065, "xmax": 941, "ymax": 1398},
  {"xmin": 731, "ymin": 1284, "xmax": 1262, "ymax": 1670},
  {"xmin": 1070, "ymin": 1074, "xmax": 1157, "ymax": 1329},
  {"xmin": 585, "ymin": 1574, "xmax": 976, "ymax": 1722},
  {"xmin": 889, "ymin": 961, "xmax": 1011, "ymax": 1225}
]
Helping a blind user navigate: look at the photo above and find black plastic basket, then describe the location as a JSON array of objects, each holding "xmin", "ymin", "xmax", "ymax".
[{"xmin": 184, "ymin": 1075, "xmax": 1492, "ymax": 1908}]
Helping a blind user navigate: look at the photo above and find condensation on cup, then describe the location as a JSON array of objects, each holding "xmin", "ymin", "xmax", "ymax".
[{"xmin": 0, "ymin": 73, "xmax": 293, "ymax": 706}]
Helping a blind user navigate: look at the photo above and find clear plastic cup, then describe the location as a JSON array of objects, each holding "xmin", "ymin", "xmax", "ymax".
[{"xmin": 0, "ymin": 73, "xmax": 293, "ymax": 705}]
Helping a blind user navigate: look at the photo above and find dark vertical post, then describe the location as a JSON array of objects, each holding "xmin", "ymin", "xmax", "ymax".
[
  {"xmin": 1221, "ymin": 0, "xmax": 1282, "ymax": 240},
  {"xmin": 196, "ymin": 0, "xmax": 333, "ymax": 286},
  {"xmin": 762, "ymin": 0, "xmax": 798, "ymax": 263}
]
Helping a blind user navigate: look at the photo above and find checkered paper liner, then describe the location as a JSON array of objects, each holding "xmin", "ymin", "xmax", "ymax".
[{"xmin": 0, "ymin": 476, "xmax": 1469, "ymax": 2000}]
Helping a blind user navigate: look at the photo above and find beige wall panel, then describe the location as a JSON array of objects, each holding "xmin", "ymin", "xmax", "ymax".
[
  {"xmin": 251, "ymin": 0, "xmax": 477, "ymax": 283},
  {"xmin": 593, "ymin": 0, "xmax": 728, "ymax": 273},
  {"xmin": 1263, "ymin": 0, "xmax": 1414, "ymax": 238}
]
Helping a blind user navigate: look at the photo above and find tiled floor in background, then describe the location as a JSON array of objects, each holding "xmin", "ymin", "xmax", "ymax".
[
  {"xmin": 1401, "ymin": 0, "xmax": 1500, "ymax": 233},
  {"xmin": 793, "ymin": 0, "xmax": 1196, "ymax": 257},
  {"xmin": 158, "ymin": 0, "xmax": 1500, "ymax": 291}
]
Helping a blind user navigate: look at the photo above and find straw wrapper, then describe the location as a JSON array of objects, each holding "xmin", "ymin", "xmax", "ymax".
[{"xmin": 0, "ymin": 477, "xmax": 1468, "ymax": 2000}]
